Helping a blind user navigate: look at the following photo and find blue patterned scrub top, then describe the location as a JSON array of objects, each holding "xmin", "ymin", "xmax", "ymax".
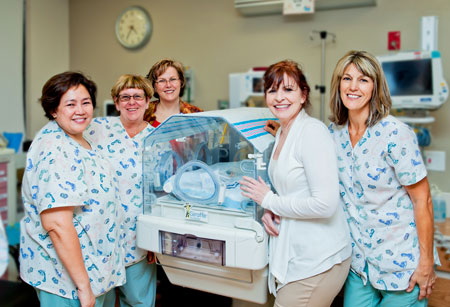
[
  {"xmin": 328, "ymin": 115, "xmax": 436, "ymax": 291},
  {"xmin": 19, "ymin": 121, "xmax": 126, "ymax": 299},
  {"xmin": 85, "ymin": 117, "xmax": 154, "ymax": 266},
  {"xmin": 0, "ymin": 221, "xmax": 7, "ymax": 276}
]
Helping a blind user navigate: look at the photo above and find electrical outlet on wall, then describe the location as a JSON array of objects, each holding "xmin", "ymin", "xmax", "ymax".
[{"xmin": 423, "ymin": 150, "xmax": 446, "ymax": 171}]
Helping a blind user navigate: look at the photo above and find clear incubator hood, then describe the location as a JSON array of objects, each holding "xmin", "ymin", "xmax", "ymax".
[{"xmin": 136, "ymin": 107, "xmax": 275, "ymax": 304}]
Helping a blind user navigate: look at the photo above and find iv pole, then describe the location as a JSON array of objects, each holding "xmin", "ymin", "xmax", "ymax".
[{"xmin": 310, "ymin": 30, "xmax": 336, "ymax": 122}]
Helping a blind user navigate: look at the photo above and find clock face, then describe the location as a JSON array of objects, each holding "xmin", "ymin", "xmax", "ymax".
[{"xmin": 115, "ymin": 6, "xmax": 152, "ymax": 49}]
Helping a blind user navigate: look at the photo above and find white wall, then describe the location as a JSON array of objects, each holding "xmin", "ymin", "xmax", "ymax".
[
  {"xmin": 0, "ymin": 0, "xmax": 24, "ymax": 138},
  {"xmin": 26, "ymin": 0, "xmax": 70, "ymax": 139}
]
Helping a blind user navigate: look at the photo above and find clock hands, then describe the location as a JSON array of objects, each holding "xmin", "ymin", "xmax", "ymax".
[{"xmin": 126, "ymin": 25, "xmax": 138, "ymax": 39}]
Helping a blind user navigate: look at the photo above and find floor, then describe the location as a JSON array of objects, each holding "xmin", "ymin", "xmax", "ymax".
[
  {"xmin": 155, "ymin": 266, "xmax": 233, "ymax": 307},
  {"xmin": 0, "ymin": 246, "xmax": 40, "ymax": 307}
]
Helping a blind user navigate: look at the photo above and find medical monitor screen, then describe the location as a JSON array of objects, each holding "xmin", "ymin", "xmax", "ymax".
[
  {"xmin": 382, "ymin": 59, "xmax": 433, "ymax": 96},
  {"xmin": 104, "ymin": 100, "xmax": 120, "ymax": 116},
  {"xmin": 252, "ymin": 77, "xmax": 263, "ymax": 93}
]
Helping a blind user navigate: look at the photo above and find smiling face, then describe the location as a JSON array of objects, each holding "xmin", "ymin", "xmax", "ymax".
[
  {"xmin": 340, "ymin": 63, "xmax": 374, "ymax": 118},
  {"xmin": 265, "ymin": 74, "xmax": 305, "ymax": 127},
  {"xmin": 154, "ymin": 66, "xmax": 181, "ymax": 104},
  {"xmin": 115, "ymin": 88, "xmax": 149, "ymax": 125},
  {"xmin": 51, "ymin": 85, "xmax": 93, "ymax": 142}
]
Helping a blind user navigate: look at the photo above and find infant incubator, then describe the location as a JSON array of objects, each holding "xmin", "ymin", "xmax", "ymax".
[{"xmin": 136, "ymin": 108, "xmax": 275, "ymax": 303}]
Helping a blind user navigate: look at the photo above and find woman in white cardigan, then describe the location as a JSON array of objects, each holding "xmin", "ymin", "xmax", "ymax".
[{"xmin": 240, "ymin": 60, "xmax": 351, "ymax": 307}]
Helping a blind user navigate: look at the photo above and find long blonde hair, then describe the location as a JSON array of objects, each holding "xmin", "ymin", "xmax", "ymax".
[{"xmin": 329, "ymin": 50, "xmax": 391, "ymax": 127}]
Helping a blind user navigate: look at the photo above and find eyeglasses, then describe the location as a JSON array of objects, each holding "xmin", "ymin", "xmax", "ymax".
[
  {"xmin": 118, "ymin": 94, "xmax": 146, "ymax": 102},
  {"xmin": 155, "ymin": 77, "xmax": 180, "ymax": 86}
]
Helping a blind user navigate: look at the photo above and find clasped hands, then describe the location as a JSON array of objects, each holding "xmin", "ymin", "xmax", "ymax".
[{"xmin": 240, "ymin": 176, "xmax": 280, "ymax": 237}]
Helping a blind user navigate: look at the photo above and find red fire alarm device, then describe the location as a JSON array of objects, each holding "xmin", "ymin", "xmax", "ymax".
[{"xmin": 388, "ymin": 31, "xmax": 401, "ymax": 50}]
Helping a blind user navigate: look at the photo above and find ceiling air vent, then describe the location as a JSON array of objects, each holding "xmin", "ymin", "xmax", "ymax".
[{"xmin": 235, "ymin": 0, "xmax": 377, "ymax": 16}]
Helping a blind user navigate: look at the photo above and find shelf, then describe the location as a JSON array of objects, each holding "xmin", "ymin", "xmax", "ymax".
[{"xmin": 396, "ymin": 116, "xmax": 435, "ymax": 124}]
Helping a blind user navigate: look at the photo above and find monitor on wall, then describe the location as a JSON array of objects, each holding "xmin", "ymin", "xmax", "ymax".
[
  {"xmin": 103, "ymin": 100, "xmax": 119, "ymax": 116},
  {"xmin": 377, "ymin": 50, "xmax": 448, "ymax": 109}
]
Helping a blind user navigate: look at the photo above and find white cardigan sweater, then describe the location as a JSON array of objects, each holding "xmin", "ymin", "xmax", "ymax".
[{"xmin": 261, "ymin": 109, "xmax": 351, "ymax": 294}]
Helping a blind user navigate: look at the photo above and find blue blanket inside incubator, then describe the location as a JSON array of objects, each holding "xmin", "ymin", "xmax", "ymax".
[{"xmin": 163, "ymin": 161, "xmax": 253, "ymax": 211}]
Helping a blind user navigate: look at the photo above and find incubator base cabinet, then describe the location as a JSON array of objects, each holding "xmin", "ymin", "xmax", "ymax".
[{"xmin": 137, "ymin": 108, "xmax": 275, "ymax": 304}]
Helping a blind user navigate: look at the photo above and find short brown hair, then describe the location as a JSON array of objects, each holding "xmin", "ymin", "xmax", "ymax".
[
  {"xmin": 111, "ymin": 74, "xmax": 153, "ymax": 102},
  {"xmin": 40, "ymin": 71, "xmax": 97, "ymax": 120},
  {"xmin": 263, "ymin": 60, "xmax": 311, "ymax": 111},
  {"xmin": 329, "ymin": 50, "xmax": 391, "ymax": 127},
  {"xmin": 146, "ymin": 58, "xmax": 186, "ymax": 99}
]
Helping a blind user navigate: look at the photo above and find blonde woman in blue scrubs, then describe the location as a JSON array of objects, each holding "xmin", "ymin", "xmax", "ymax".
[
  {"xmin": 328, "ymin": 50, "xmax": 438, "ymax": 307},
  {"xmin": 86, "ymin": 74, "xmax": 156, "ymax": 307}
]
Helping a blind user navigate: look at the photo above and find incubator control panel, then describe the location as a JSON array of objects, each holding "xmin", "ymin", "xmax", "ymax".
[{"xmin": 161, "ymin": 231, "xmax": 225, "ymax": 265}]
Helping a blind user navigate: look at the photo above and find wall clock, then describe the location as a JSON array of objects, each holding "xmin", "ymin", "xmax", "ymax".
[{"xmin": 115, "ymin": 6, "xmax": 152, "ymax": 49}]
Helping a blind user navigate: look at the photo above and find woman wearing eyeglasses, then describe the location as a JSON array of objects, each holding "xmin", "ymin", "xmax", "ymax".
[
  {"xmin": 85, "ymin": 74, "xmax": 157, "ymax": 307},
  {"xmin": 144, "ymin": 58, "xmax": 202, "ymax": 127}
]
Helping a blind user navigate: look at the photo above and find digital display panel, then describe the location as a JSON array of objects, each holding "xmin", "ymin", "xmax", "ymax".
[
  {"xmin": 252, "ymin": 77, "xmax": 264, "ymax": 93},
  {"xmin": 382, "ymin": 59, "xmax": 433, "ymax": 96}
]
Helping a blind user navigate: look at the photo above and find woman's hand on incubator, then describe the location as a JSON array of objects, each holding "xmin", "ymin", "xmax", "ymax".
[
  {"xmin": 262, "ymin": 210, "xmax": 280, "ymax": 237},
  {"xmin": 147, "ymin": 251, "xmax": 156, "ymax": 264},
  {"xmin": 240, "ymin": 176, "xmax": 270, "ymax": 205},
  {"xmin": 264, "ymin": 120, "xmax": 280, "ymax": 136}
]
